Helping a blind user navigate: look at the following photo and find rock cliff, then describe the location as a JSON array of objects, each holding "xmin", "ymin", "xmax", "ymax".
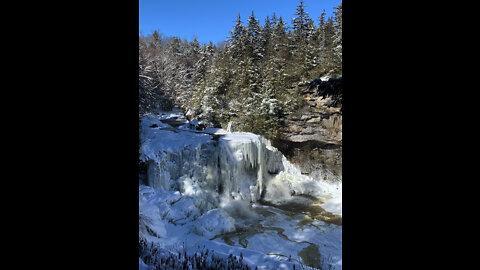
[{"xmin": 274, "ymin": 78, "xmax": 342, "ymax": 182}]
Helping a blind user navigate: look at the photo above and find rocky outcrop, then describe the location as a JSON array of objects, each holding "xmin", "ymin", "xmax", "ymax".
[
  {"xmin": 275, "ymin": 78, "xmax": 342, "ymax": 181},
  {"xmin": 282, "ymin": 78, "xmax": 342, "ymax": 144}
]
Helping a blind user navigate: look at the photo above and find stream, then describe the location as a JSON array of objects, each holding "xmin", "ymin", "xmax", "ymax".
[{"xmin": 210, "ymin": 195, "xmax": 342, "ymax": 269}]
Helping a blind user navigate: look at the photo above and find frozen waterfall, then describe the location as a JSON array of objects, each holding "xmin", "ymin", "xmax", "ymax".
[
  {"xmin": 139, "ymin": 112, "xmax": 342, "ymax": 270},
  {"xmin": 140, "ymin": 112, "xmax": 339, "ymax": 209}
]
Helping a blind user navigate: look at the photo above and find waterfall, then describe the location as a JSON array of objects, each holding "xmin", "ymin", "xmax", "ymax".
[
  {"xmin": 226, "ymin": 121, "xmax": 232, "ymax": 133},
  {"xmin": 139, "ymin": 112, "xmax": 342, "ymax": 270},
  {"xmin": 140, "ymin": 112, "xmax": 336, "ymax": 208}
]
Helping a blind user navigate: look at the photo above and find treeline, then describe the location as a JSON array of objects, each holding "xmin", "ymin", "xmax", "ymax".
[
  {"xmin": 140, "ymin": 239, "xmax": 254, "ymax": 270},
  {"xmin": 139, "ymin": 0, "xmax": 342, "ymax": 140}
]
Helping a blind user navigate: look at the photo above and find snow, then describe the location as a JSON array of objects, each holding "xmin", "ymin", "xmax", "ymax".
[
  {"xmin": 139, "ymin": 110, "xmax": 342, "ymax": 269},
  {"xmin": 193, "ymin": 208, "xmax": 236, "ymax": 238},
  {"xmin": 140, "ymin": 115, "xmax": 213, "ymax": 158},
  {"xmin": 139, "ymin": 257, "xmax": 150, "ymax": 270},
  {"xmin": 319, "ymin": 182, "xmax": 342, "ymax": 216}
]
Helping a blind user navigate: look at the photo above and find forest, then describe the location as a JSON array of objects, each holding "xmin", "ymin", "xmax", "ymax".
[{"xmin": 139, "ymin": 1, "xmax": 342, "ymax": 141}]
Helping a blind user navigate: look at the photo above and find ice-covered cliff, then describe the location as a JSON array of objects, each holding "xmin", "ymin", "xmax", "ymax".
[
  {"xmin": 140, "ymin": 112, "xmax": 338, "ymax": 207},
  {"xmin": 139, "ymin": 111, "xmax": 342, "ymax": 270}
]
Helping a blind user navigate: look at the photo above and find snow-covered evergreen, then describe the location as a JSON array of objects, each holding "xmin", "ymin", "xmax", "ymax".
[{"xmin": 138, "ymin": 1, "xmax": 342, "ymax": 140}]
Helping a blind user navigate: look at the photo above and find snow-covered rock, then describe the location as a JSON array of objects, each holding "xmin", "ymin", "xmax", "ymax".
[{"xmin": 193, "ymin": 208, "xmax": 236, "ymax": 238}]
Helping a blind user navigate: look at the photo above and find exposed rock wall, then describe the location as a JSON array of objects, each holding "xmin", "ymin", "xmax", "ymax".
[{"xmin": 275, "ymin": 78, "xmax": 342, "ymax": 182}]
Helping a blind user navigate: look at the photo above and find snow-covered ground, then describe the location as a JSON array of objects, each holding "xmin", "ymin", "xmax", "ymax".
[{"xmin": 139, "ymin": 111, "xmax": 342, "ymax": 270}]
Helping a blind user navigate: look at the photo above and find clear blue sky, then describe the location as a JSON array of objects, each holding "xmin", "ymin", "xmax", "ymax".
[{"xmin": 139, "ymin": 0, "xmax": 342, "ymax": 45}]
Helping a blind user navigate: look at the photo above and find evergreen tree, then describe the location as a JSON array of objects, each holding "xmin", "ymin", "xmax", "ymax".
[
  {"xmin": 264, "ymin": 15, "xmax": 289, "ymax": 96},
  {"xmin": 260, "ymin": 16, "xmax": 273, "ymax": 59},
  {"xmin": 291, "ymin": 0, "xmax": 313, "ymax": 80},
  {"xmin": 138, "ymin": 1, "xmax": 342, "ymax": 139},
  {"xmin": 150, "ymin": 30, "xmax": 162, "ymax": 49},
  {"xmin": 291, "ymin": 0, "xmax": 309, "ymax": 40},
  {"xmin": 228, "ymin": 14, "xmax": 246, "ymax": 61},
  {"xmin": 317, "ymin": 9, "xmax": 327, "ymax": 60},
  {"xmin": 245, "ymin": 11, "xmax": 262, "ymax": 92},
  {"xmin": 304, "ymin": 17, "xmax": 317, "ymax": 77},
  {"xmin": 322, "ymin": 17, "xmax": 336, "ymax": 77},
  {"xmin": 332, "ymin": 3, "xmax": 342, "ymax": 76}
]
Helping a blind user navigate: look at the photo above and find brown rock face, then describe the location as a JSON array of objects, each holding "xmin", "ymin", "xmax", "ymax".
[{"xmin": 274, "ymin": 78, "xmax": 342, "ymax": 182}]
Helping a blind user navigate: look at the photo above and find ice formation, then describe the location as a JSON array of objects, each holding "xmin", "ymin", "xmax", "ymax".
[
  {"xmin": 140, "ymin": 114, "xmax": 335, "ymax": 206},
  {"xmin": 139, "ymin": 111, "xmax": 342, "ymax": 270}
]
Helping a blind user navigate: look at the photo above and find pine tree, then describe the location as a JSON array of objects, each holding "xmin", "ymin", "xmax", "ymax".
[
  {"xmin": 138, "ymin": 1, "xmax": 342, "ymax": 138},
  {"xmin": 317, "ymin": 9, "xmax": 327, "ymax": 60},
  {"xmin": 291, "ymin": 0, "xmax": 309, "ymax": 40},
  {"xmin": 309, "ymin": 9, "xmax": 327, "ymax": 78},
  {"xmin": 268, "ymin": 16, "xmax": 290, "ymax": 92},
  {"xmin": 332, "ymin": 3, "xmax": 342, "ymax": 76},
  {"xmin": 304, "ymin": 17, "xmax": 317, "ymax": 77},
  {"xmin": 260, "ymin": 15, "xmax": 272, "ymax": 60},
  {"xmin": 290, "ymin": 0, "xmax": 313, "ymax": 80},
  {"xmin": 228, "ymin": 14, "xmax": 246, "ymax": 61},
  {"xmin": 262, "ymin": 15, "xmax": 282, "ymax": 97},
  {"xmin": 322, "ymin": 17, "xmax": 336, "ymax": 77},
  {"xmin": 245, "ymin": 11, "xmax": 262, "ymax": 93},
  {"xmin": 150, "ymin": 30, "xmax": 162, "ymax": 49}
]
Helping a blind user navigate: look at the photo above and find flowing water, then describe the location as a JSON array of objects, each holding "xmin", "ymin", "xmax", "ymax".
[{"xmin": 210, "ymin": 195, "xmax": 341, "ymax": 269}]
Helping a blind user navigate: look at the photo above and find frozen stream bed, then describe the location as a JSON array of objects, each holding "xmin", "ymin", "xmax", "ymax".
[{"xmin": 139, "ymin": 111, "xmax": 342, "ymax": 270}]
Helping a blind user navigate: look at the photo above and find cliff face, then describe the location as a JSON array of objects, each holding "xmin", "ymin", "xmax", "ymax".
[{"xmin": 274, "ymin": 78, "xmax": 342, "ymax": 182}]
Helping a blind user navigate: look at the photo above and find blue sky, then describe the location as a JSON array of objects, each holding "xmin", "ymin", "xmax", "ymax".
[{"xmin": 139, "ymin": 0, "xmax": 341, "ymax": 45}]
